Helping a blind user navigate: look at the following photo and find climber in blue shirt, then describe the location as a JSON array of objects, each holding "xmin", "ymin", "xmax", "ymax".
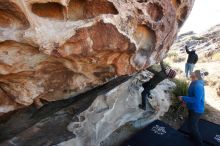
[
  {"xmin": 182, "ymin": 78, "xmax": 205, "ymax": 113},
  {"xmin": 178, "ymin": 70, "xmax": 208, "ymax": 146}
]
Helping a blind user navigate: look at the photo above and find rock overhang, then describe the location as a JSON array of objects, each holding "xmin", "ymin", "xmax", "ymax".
[{"xmin": 0, "ymin": 0, "xmax": 195, "ymax": 114}]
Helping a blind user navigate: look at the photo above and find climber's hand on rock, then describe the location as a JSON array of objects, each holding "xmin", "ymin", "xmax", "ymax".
[
  {"xmin": 182, "ymin": 102, "xmax": 186, "ymax": 107},
  {"xmin": 178, "ymin": 96, "xmax": 183, "ymax": 101}
]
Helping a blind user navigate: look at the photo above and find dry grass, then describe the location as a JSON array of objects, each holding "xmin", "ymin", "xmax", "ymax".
[
  {"xmin": 199, "ymin": 51, "xmax": 220, "ymax": 62},
  {"xmin": 217, "ymin": 85, "xmax": 220, "ymax": 97},
  {"xmin": 211, "ymin": 52, "xmax": 220, "ymax": 61},
  {"xmin": 190, "ymin": 36, "xmax": 206, "ymax": 41},
  {"xmin": 167, "ymin": 52, "xmax": 178, "ymax": 58},
  {"xmin": 166, "ymin": 51, "xmax": 186, "ymax": 64}
]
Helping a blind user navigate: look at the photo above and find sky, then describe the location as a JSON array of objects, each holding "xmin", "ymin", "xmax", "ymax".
[{"xmin": 179, "ymin": 0, "xmax": 220, "ymax": 34}]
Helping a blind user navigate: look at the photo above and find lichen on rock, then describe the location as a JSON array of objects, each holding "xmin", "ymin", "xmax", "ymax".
[{"xmin": 0, "ymin": 0, "xmax": 194, "ymax": 114}]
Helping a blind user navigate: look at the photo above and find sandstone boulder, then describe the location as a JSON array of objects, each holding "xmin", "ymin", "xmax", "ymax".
[{"xmin": 0, "ymin": 0, "xmax": 194, "ymax": 114}]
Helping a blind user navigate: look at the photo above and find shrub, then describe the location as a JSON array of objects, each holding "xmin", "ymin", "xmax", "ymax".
[
  {"xmin": 172, "ymin": 79, "xmax": 188, "ymax": 97},
  {"xmin": 150, "ymin": 61, "xmax": 171, "ymax": 72},
  {"xmin": 170, "ymin": 79, "xmax": 189, "ymax": 109},
  {"xmin": 168, "ymin": 79, "xmax": 189, "ymax": 117},
  {"xmin": 163, "ymin": 61, "xmax": 171, "ymax": 68},
  {"xmin": 167, "ymin": 51, "xmax": 186, "ymax": 63},
  {"xmin": 191, "ymin": 36, "xmax": 205, "ymax": 40},
  {"xmin": 167, "ymin": 52, "xmax": 178, "ymax": 58},
  {"xmin": 173, "ymin": 56, "xmax": 186, "ymax": 63}
]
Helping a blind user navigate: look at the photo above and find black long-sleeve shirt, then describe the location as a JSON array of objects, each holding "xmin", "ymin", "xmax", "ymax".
[
  {"xmin": 186, "ymin": 47, "xmax": 198, "ymax": 64},
  {"xmin": 142, "ymin": 62, "xmax": 167, "ymax": 91}
]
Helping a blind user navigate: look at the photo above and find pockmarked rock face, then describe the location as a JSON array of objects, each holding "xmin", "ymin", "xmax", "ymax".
[{"xmin": 0, "ymin": 0, "xmax": 194, "ymax": 114}]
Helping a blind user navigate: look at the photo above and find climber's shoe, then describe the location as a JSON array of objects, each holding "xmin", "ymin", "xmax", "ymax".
[{"xmin": 138, "ymin": 104, "xmax": 146, "ymax": 110}]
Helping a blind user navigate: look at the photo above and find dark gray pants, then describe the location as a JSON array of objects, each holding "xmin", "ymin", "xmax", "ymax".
[
  {"xmin": 141, "ymin": 89, "xmax": 150, "ymax": 109},
  {"xmin": 188, "ymin": 110, "xmax": 204, "ymax": 146}
]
